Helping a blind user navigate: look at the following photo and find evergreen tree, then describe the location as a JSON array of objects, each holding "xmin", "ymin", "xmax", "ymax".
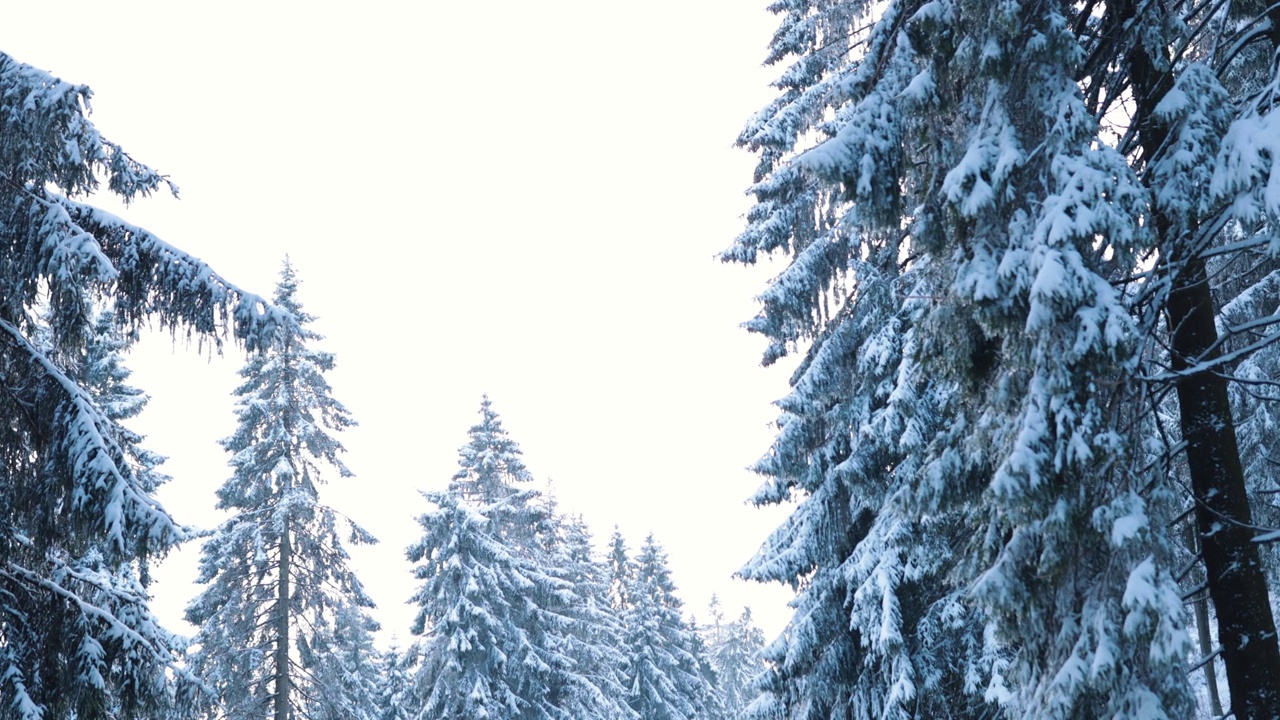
[
  {"xmin": 65, "ymin": 309, "xmax": 185, "ymax": 718},
  {"xmin": 552, "ymin": 515, "xmax": 635, "ymax": 720},
  {"xmin": 730, "ymin": 2, "xmax": 1199, "ymax": 717},
  {"xmin": 618, "ymin": 533, "xmax": 723, "ymax": 720},
  {"xmin": 607, "ymin": 526, "xmax": 634, "ymax": 611},
  {"xmin": 450, "ymin": 394, "xmax": 534, "ymax": 504},
  {"xmin": 184, "ymin": 261, "xmax": 377, "ymax": 720},
  {"xmin": 703, "ymin": 595, "xmax": 726, "ymax": 650},
  {"xmin": 81, "ymin": 307, "xmax": 173, "ymax": 555},
  {"xmin": 0, "ymin": 50, "xmax": 282, "ymax": 719},
  {"xmin": 307, "ymin": 603, "xmax": 382, "ymax": 720},
  {"xmin": 407, "ymin": 489, "xmax": 570, "ymax": 719},
  {"xmin": 407, "ymin": 398, "xmax": 619, "ymax": 719},
  {"xmin": 82, "ymin": 309, "xmax": 167, "ymax": 494},
  {"xmin": 1110, "ymin": 2, "xmax": 1280, "ymax": 714},
  {"xmin": 374, "ymin": 640, "xmax": 418, "ymax": 720},
  {"xmin": 703, "ymin": 599, "xmax": 766, "ymax": 719}
]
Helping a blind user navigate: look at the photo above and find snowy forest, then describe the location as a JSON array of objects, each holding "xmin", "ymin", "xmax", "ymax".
[
  {"xmin": 0, "ymin": 37, "xmax": 774, "ymax": 720},
  {"xmin": 12, "ymin": 0, "xmax": 1280, "ymax": 718}
]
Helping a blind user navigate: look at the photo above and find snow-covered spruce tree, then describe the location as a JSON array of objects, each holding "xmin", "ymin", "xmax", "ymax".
[
  {"xmin": 374, "ymin": 640, "xmax": 418, "ymax": 720},
  {"xmin": 730, "ymin": 2, "xmax": 1196, "ymax": 718},
  {"xmin": 729, "ymin": 3, "xmax": 1004, "ymax": 716},
  {"xmin": 551, "ymin": 514, "xmax": 635, "ymax": 719},
  {"xmin": 306, "ymin": 602, "xmax": 382, "ymax": 720},
  {"xmin": 407, "ymin": 489, "xmax": 567, "ymax": 719},
  {"xmin": 0, "ymin": 51, "xmax": 282, "ymax": 719},
  {"xmin": 732, "ymin": 233, "xmax": 985, "ymax": 719},
  {"xmin": 1104, "ymin": 1, "xmax": 1280, "ymax": 714},
  {"xmin": 1214, "ymin": 186, "xmax": 1280, "ymax": 708},
  {"xmin": 607, "ymin": 527, "xmax": 634, "ymax": 611},
  {"xmin": 81, "ymin": 307, "xmax": 172, "ymax": 547},
  {"xmin": 704, "ymin": 595, "xmax": 727, "ymax": 653},
  {"xmin": 62, "ymin": 308, "xmax": 183, "ymax": 717},
  {"xmin": 703, "ymin": 598, "xmax": 767, "ymax": 719},
  {"xmin": 407, "ymin": 398, "xmax": 624, "ymax": 719},
  {"xmin": 184, "ymin": 261, "xmax": 377, "ymax": 720},
  {"xmin": 447, "ymin": 395, "xmax": 539, "ymax": 504},
  {"xmin": 615, "ymin": 533, "xmax": 723, "ymax": 720}
]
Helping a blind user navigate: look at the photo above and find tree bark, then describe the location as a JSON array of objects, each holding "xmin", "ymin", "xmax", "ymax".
[
  {"xmin": 274, "ymin": 528, "xmax": 292, "ymax": 720},
  {"xmin": 1186, "ymin": 516, "xmax": 1225, "ymax": 716},
  {"xmin": 1121, "ymin": 10, "xmax": 1280, "ymax": 714},
  {"xmin": 1164, "ymin": 259, "xmax": 1280, "ymax": 718}
]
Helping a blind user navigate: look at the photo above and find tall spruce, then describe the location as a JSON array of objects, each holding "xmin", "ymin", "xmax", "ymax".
[
  {"xmin": 406, "ymin": 398, "xmax": 622, "ymax": 719},
  {"xmin": 1106, "ymin": 1, "xmax": 1280, "ymax": 714},
  {"xmin": 184, "ymin": 261, "xmax": 377, "ymax": 720},
  {"xmin": 374, "ymin": 640, "xmax": 418, "ymax": 720},
  {"xmin": 449, "ymin": 395, "xmax": 535, "ymax": 504},
  {"xmin": 607, "ymin": 527, "xmax": 634, "ymax": 611},
  {"xmin": 552, "ymin": 515, "xmax": 635, "ymax": 719},
  {"xmin": 51, "ymin": 308, "xmax": 186, "ymax": 718},
  {"xmin": 616, "ymin": 533, "xmax": 723, "ymax": 720},
  {"xmin": 730, "ymin": 1, "xmax": 1199, "ymax": 717},
  {"xmin": 0, "ymin": 51, "xmax": 281, "ymax": 719},
  {"xmin": 703, "ymin": 598, "xmax": 767, "ymax": 719},
  {"xmin": 307, "ymin": 603, "xmax": 382, "ymax": 720}
]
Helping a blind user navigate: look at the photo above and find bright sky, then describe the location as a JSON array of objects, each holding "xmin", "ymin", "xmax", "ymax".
[{"xmin": 2, "ymin": 1, "xmax": 796, "ymax": 645}]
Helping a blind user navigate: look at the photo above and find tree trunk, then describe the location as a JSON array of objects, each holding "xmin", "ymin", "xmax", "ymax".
[
  {"xmin": 1186, "ymin": 521, "xmax": 1224, "ymax": 716},
  {"xmin": 1165, "ymin": 259, "xmax": 1280, "ymax": 718},
  {"xmin": 274, "ymin": 528, "xmax": 292, "ymax": 720},
  {"xmin": 1120, "ymin": 6, "xmax": 1280, "ymax": 716}
]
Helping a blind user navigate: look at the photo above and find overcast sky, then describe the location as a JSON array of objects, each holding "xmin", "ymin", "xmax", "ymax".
[{"xmin": 2, "ymin": 1, "xmax": 797, "ymax": 644}]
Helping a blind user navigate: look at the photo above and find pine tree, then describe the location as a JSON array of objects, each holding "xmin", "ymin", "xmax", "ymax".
[
  {"xmin": 407, "ymin": 398, "xmax": 616, "ymax": 719},
  {"xmin": 0, "ymin": 50, "xmax": 281, "ymax": 719},
  {"xmin": 730, "ymin": 2, "xmax": 1198, "ymax": 717},
  {"xmin": 1110, "ymin": 2, "xmax": 1280, "ymax": 714},
  {"xmin": 617, "ymin": 533, "xmax": 723, "ymax": 720},
  {"xmin": 184, "ymin": 261, "xmax": 377, "ymax": 720},
  {"xmin": 374, "ymin": 640, "xmax": 418, "ymax": 720},
  {"xmin": 307, "ymin": 603, "xmax": 382, "ymax": 720},
  {"xmin": 607, "ymin": 527, "xmax": 634, "ymax": 611},
  {"xmin": 552, "ymin": 515, "xmax": 635, "ymax": 720},
  {"xmin": 703, "ymin": 599, "xmax": 766, "ymax": 719}
]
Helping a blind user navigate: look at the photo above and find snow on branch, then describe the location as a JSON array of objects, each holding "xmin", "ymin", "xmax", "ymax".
[
  {"xmin": 55, "ymin": 195, "xmax": 293, "ymax": 351},
  {"xmin": 0, "ymin": 53, "xmax": 175, "ymax": 202},
  {"xmin": 0, "ymin": 317, "xmax": 186, "ymax": 555},
  {"xmin": 0, "ymin": 560, "xmax": 198, "ymax": 687}
]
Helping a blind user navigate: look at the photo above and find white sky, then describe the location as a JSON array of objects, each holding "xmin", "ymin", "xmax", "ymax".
[{"xmin": 2, "ymin": 1, "xmax": 797, "ymax": 645}]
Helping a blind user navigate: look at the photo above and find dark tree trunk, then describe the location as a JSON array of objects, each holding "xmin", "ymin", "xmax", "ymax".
[
  {"xmin": 1165, "ymin": 259, "xmax": 1280, "ymax": 718},
  {"xmin": 274, "ymin": 528, "xmax": 292, "ymax": 720},
  {"xmin": 1121, "ymin": 7, "xmax": 1280, "ymax": 714}
]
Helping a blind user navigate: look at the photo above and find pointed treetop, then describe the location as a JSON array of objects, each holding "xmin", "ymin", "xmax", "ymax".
[
  {"xmin": 607, "ymin": 526, "xmax": 632, "ymax": 610},
  {"xmin": 83, "ymin": 306, "xmax": 148, "ymax": 421},
  {"xmin": 637, "ymin": 533, "xmax": 678, "ymax": 597},
  {"xmin": 448, "ymin": 395, "xmax": 534, "ymax": 502},
  {"xmin": 271, "ymin": 256, "xmax": 313, "ymax": 325}
]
